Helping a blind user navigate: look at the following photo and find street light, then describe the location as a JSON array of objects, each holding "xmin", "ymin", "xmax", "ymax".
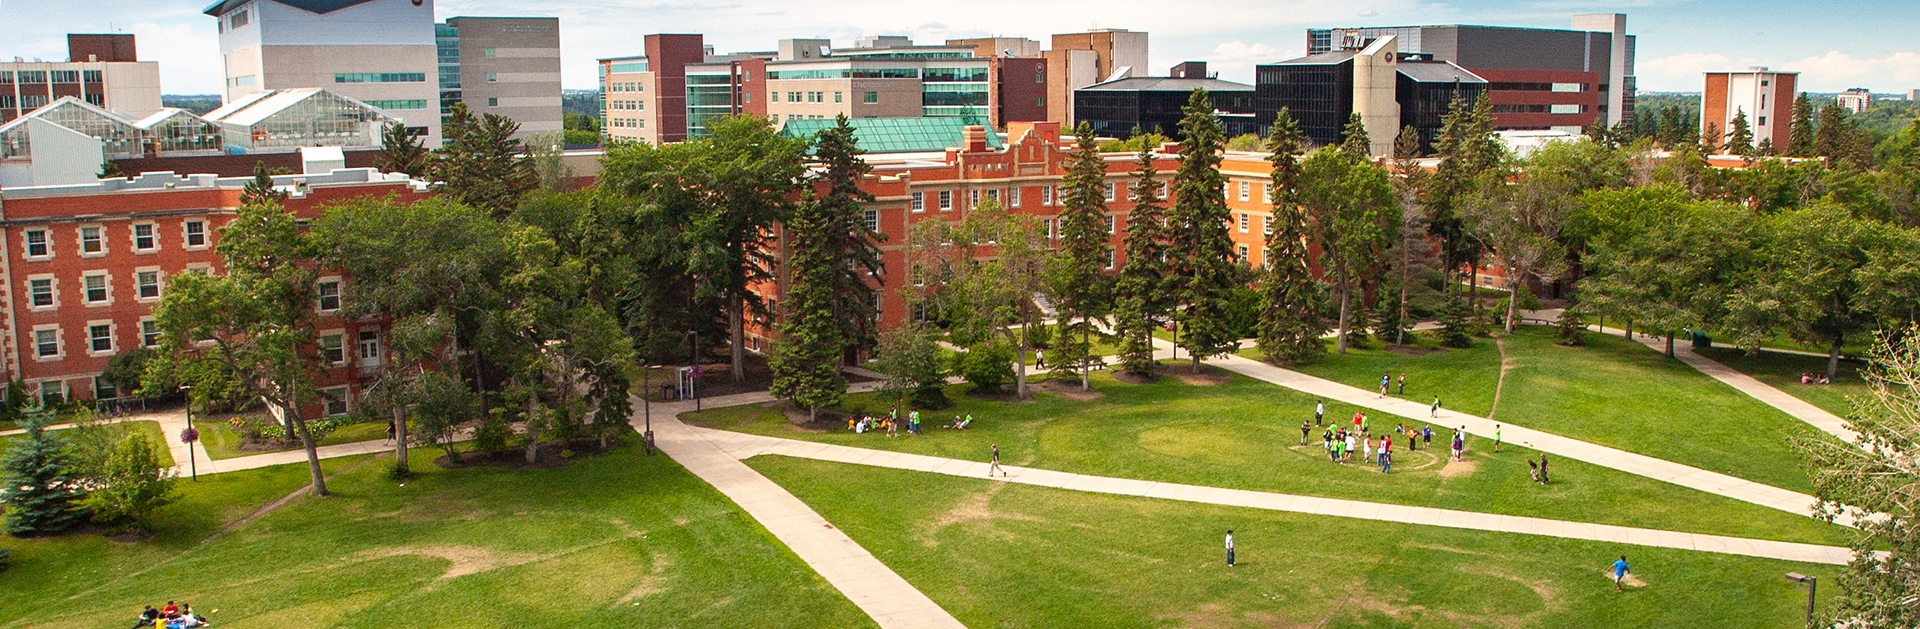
[
  {"xmin": 688, "ymin": 330, "xmax": 700, "ymax": 412},
  {"xmin": 1785, "ymin": 572, "xmax": 1817, "ymax": 627},
  {"xmin": 179, "ymin": 385, "xmax": 198, "ymax": 482},
  {"xmin": 640, "ymin": 364, "xmax": 657, "ymax": 455}
]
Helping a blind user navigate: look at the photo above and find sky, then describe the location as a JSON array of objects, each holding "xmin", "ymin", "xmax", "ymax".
[{"xmin": 0, "ymin": 0, "xmax": 1916, "ymax": 96}]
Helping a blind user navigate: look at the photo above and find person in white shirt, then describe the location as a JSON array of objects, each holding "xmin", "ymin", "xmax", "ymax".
[{"xmin": 1224, "ymin": 530, "xmax": 1235, "ymax": 567}]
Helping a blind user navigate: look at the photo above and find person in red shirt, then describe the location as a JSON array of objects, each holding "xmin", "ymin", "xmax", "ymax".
[{"xmin": 161, "ymin": 602, "xmax": 179, "ymax": 618}]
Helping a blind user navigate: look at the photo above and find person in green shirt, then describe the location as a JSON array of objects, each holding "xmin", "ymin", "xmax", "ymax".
[{"xmin": 1494, "ymin": 424, "xmax": 1502, "ymax": 452}]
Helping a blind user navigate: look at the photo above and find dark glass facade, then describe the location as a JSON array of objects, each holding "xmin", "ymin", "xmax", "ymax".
[
  {"xmin": 1255, "ymin": 58, "xmax": 1352, "ymax": 148},
  {"xmin": 1075, "ymin": 86, "xmax": 1258, "ymax": 140},
  {"xmin": 1396, "ymin": 73, "xmax": 1484, "ymax": 152}
]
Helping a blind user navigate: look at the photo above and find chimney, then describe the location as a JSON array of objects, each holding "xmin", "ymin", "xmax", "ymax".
[{"xmin": 963, "ymin": 125, "xmax": 988, "ymax": 152}]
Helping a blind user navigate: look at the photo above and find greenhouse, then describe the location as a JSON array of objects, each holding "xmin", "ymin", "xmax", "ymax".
[
  {"xmin": 0, "ymin": 97, "xmax": 142, "ymax": 161},
  {"xmin": 131, "ymin": 108, "xmax": 223, "ymax": 155},
  {"xmin": 204, "ymin": 88, "xmax": 400, "ymax": 153}
]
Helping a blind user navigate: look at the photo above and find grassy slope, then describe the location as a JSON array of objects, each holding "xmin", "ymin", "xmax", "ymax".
[
  {"xmin": 684, "ymin": 369, "xmax": 1848, "ymax": 546},
  {"xmin": 190, "ymin": 419, "xmax": 393, "ymax": 461},
  {"xmin": 755, "ymin": 456, "xmax": 1838, "ymax": 629},
  {"xmin": 1285, "ymin": 334, "xmax": 1503, "ymax": 417},
  {"xmin": 1695, "ymin": 347, "xmax": 1870, "ymax": 418},
  {"xmin": 0, "ymin": 448, "xmax": 872, "ymax": 629}
]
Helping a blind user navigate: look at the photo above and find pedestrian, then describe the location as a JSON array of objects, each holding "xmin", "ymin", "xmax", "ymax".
[
  {"xmin": 1539, "ymin": 453, "xmax": 1550, "ymax": 484},
  {"xmin": 1422, "ymin": 424, "xmax": 1432, "ymax": 448},
  {"xmin": 1315, "ymin": 401, "xmax": 1324, "ymax": 425},
  {"xmin": 1379, "ymin": 372, "xmax": 1391, "ymax": 398},
  {"xmin": 1327, "ymin": 434, "xmax": 1338, "ymax": 462},
  {"xmin": 1300, "ymin": 420, "xmax": 1311, "ymax": 446},
  {"xmin": 1381, "ymin": 449, "xmax": 1392, "ymax": 474},
  {"xmin": 1451, "ymin": 427, "xmax": 1465, "ymax": 462},
  {"xmin": 1345, "ymin": 432, "xmax": 1357, "ymax": 462},
  {"xmin": 1036, "ymin": 350, "xmax": 1045, "ymax": 368},
  {"xmin": 1493, "ymin": 424, "xmax": 1502, "ymax": 453},
  {"xmin": 989, "ymin": 444, "xmax": 1004, "ymax": 477},
  {"xmin": 911, "ymin": 411, "xmax": 922, "ymax": 435},
  {"xmin": 1397, "ymin": 373, "xmax": 1406, "ymax": 395},
  {"xmin": 1225, "ymin": 530, "xmax": 1236, "ymax": 567},
  {"xmin": 1363, "ymin": 435, "xmax": 1374, "ymax": 461},
  {"xmin": 386, "ymin": 420, "xmax": 396, "ymax": 443},
  {"xmin": 1352, "ymin": 412, "xmax": 1363, "ymax": 431},
  {"xmin": 1612, "ymin": 555, "xmax": 1629, "ymax": 591},
  {"xmin": 1430, "ymin": 396, "xmax": 1441, "ymax": 418}
]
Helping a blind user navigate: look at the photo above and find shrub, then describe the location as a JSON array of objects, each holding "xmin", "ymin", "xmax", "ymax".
[
  {"xmin": 80, "ymin": 433, "xmax": 176, "ymax": 534},
  {"xmin": 1556, "ymin": 306, "xmax": 1588, "ymax": 346},
  {"xmin": 475, "ymin": 409, "xmax": 512, "ymax": 457},
  {"xmin": 953, "ymin": 343, "xmax": 1015, "ymax": 394}
]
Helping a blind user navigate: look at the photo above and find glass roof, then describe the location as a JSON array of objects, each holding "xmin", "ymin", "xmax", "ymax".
[{"xmin": 781, "ymin": 117, "xmax": 1003, "ymax": 154}]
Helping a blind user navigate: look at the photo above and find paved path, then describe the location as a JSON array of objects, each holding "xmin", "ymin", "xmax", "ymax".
[
  {"xmin": 639, "ymin": 395, "xmax": 968, "ymax": 629},
  {"xmin": 1596, "ymin": 325, "xmax": 1859, "ymax": 443},
  {"xmin": 688, "ymin": 424, "xmax": 1854, "ymax": 566},
  {"xmin": 1176, "ymin": 341, "xmax": 1848, "ymax": 526}
]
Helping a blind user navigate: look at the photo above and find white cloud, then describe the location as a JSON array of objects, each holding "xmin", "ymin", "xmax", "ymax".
[
  {"xmin": 1780, "ymin": 50, "xmax": 1920, "ymax": 93},
  {"xmin": 1204, "ymin": 41, "xmax": 1295, "ymax": 85},
  {"xmin": 129, "ymin": 20, "xmax": 220, "ymax": 94}
]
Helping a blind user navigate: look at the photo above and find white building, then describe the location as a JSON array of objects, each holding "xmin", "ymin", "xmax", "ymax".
[
  {"xmin": 1836, "ymin": 88, "xmax": 1873, "ymax": 114},
  {"xmin": 207, "ymin": 0, "xmax": 441, "ymax": 145}
]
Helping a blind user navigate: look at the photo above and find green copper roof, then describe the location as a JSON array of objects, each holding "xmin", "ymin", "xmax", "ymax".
[{"xmin": 781, "ymin": 117, "xmax": 1003, "ymax": 154}]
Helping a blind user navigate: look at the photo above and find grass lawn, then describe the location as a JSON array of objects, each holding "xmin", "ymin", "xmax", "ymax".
[
  {"xmin": 1495, "ymin": 327, "xmax": 1838, "ymax": 493},
  {"xmin": 190, "ymin": 419, "xmax": 394, "ymax": 461},
  {"xmin": 754, "ymin": 456, "xmax": 1840, "ymax": 628},
  {"xmin": 684, "ymin": 369, "xmax": 1848, "ymax": 546},
  {"xmin": 1280, "ymin": 333, "xmax": 1504, "ymax": 418},
  {"xmin": 0, "ymin": 420, "xmax": 172, "ymax": 468},
  {"xmin": 0, "ymin": 447, "xmax": 873, "ymax": 629},
  {"xmin": 1696, "ymin": 346, "xmax": 1870, "ymax": 418}
]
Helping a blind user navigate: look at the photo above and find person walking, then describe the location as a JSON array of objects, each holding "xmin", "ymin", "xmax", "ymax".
[
  {"xmin": 1539, "ymin": 453, "xmax": 1550, "ymax": 484},
  {"xmin": 386, "ymin": 420, "xmax": 397, "ymax": 443},
  {"xmin": 1381, "ymin": 449, "xmax": 1392, "ymax": 474},
  {"xmin": 1300, "ymin": 420, "xmax": 1311, "ymax": 446},
  {"xmin": 1315, "ymin": 401, "xmax": 1324, "ymax": 425},
  {"xmin": 1326, "ymin": 432, "xmax": 1339, "ymax": 462},
  {"xmin": 1036, "ymin": 350, "xmax": 1045, "ymax": 369},
  {"xmin": 1379, "ymin": 372, "xmax": 1391, "ymax": 398},
  {"xmin": 1451, "ymin": 428, "xmax": 1465, "ymax": 462},
  {"xmin": 1363, "ymin": 435, "xmax": 1374, "ymax": 462},
  {"xmin": 910, "ymin": 410, "xmax": 922, "ymax": 435},
  {"xmin": 1345, "ymin": 432, "xmax": 1357, "ymax": 462},
  {"xmin": 1612, "ymin": 555, "xmax": 1629, "ymax": 591},
  {"xmin": 1430, "ymin": 396, "xmax": 1441, "ymax": 418},
  {"xmin": 1352, "ymin": 412, "xmax": 1364, "ymax": 431},
  {"xmin": 1422, "ymin": 424, "xmax": 1433, "ymax": 449},
  {"xmin": 989, "ymin": 444, "xmax": 1005, "ymax": 477},
  {"xmin": 1225, "ymin": 530, "xmax": 1236, "ymax": 567},
  {"xmin": 1493, "ymin": 424, "xmax": 1502, "ymax": 453},
  {"xmin": 1397, "ymin": 373, "xmax": 1406, "ymax": 396}
]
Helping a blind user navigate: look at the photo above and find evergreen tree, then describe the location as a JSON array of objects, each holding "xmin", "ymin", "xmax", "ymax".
[
  {"xmin": 1165, "ymin": 89, "xmax": 1241, "ymax": 372},
  {"xmin": 1727, "ymin": 109, "xmax": 1755, "ymax": 161},
  {"xmin": 1052, "ymin": 122, "xmax": 1114, "ymax": 390},
  {"xmin": 240, "ymin": 160, "xmax": 287, "ymax": 206},
  {"xmin": 1786, "ymin": 93, "xmax": 1817, "ymax": 157},
  {"xmin": 1815, "ymin": 101, "xmax": 1848, "ymax": 161},
  {"xmin": 432, "ymin": 102, "xmax": 536, "ymax": 218},
  {"xmin": 373, "ymin": 121, "xmax": 429, "ymax": 176},
  {"xmin": 1438, "ymin": 296, "xmax": 1474, "ymax": 349},
  {"xmin": 1428, "ymin": 94, "xmax": 1501, "ymax": 296},
  {"xmin": 812, "ymin": 115, "xmax": 887, "ymax": 354},
  {"xmin": 1555, "ymin": 304, "xmax": 1587, "ymax": 346},
  {"xmin": 768, "ymin": 193, "xmax": 847, "ymax": 422},
  {"xmin": 1386, "ymin": 125, "xmax": 1433, "ymax": 347},
  {"xmin": 1372, "ymin": 292, "xmax": 1411, "ymax": 342},
  {"xmin": 1, "ymin": 408, "xmax": 87, "ymax": 536},
  {"xmin": 1701, "ymin": 121, "xmax": 1724, "ymax": 155},
  {"xmin": 1339, "ymin": 112, "xmax": 1372, "ymax": 161},
  {"xmin": 1257, "ymin": 109, "xmax": 1329, "ymax": 364},
  {"xmin": 1114, "ymin": 144, "xmax": 1169, "ymax": 376}
]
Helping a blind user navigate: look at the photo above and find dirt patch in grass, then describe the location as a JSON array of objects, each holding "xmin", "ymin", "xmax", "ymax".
[
  {"xmin": 781, "ymin": 405, "xmax": 851, "ymax": 430},
  {"xmin": 1436, "ymin": 457, "xmax": 1478, "ymax": 479},
  {"xmin": 618, "ymin": 555, "xmax": 673, "ymax": 603},
  {"xmin": 1603, "ymin": 567, "xmax": 1649, "ymax": 589},
  {"xmin": 358, "ymin": 544, "xmax": 540, "ymax": 580},
  {"xmin": 1037, "ymin": 378, "xmax": 1105, "ymax": 401},
  {"xmin": 1112, "ymin": 370, "xmax": 1159, "ymax": 385},
  {"xmin": 1161, "ymin": 364, "xmax": 1229, "ymax": 387},
  {"xmin": 924, "ymin": 483, "xmax": 1040, "ymax": 546}
]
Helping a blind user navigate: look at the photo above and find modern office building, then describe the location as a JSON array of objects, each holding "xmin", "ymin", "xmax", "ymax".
[
  {"xmin": 207, "ymin": 0, "xmax": 441, "ymax": 145},
  {"xmin": 1909, "ymin": 88, "xmax": 1919, "ymax": 102},
  {"xmin": 1, "ymin": 34, "xmax": 162, "ymax": 124},
  {"xmin": 762, "ymin": 41, "xmax": 995, "ymax": 124},
  {"xmin": 1836, "ymin": 88, "xmax": 1873, "ymax": 114},
  {"xmin": 599, "ymin": 34, "xmax": 727, "ymax": 144},
  {"xmin": 945, "ymin": 37, "xmax": 1043, "ymax": 59},
  {"xmin": 436, "ymin": 17, "xmax": 563, "ymax": 138},
  {"xmin": 1702, "ymin": 68, "xmax": 1798, "ymax": 151},
  {"xmin": 1043, "ymin": 29, "xmax": 1149, "ymax": 126},
  {"xmin": 1306, "ymin": 13, "xmax": 1634, "ymax": 132},
  {"xmin": 1259, "ymin": 37, "xmax": 1487, "ymax": 155},
  {"xmin": 1074, "ymin": 63, "xmax": 1257, "ymax": 139}
]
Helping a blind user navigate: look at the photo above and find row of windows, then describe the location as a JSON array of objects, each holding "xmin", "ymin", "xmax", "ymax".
[
  {"xmin": 782, "ymin": 91, "xmax": 836, "ymax": 103},
  {"xmin": 24, "ymin": 268, "xmax": 181, "ymax": 310},
  {"xmin": 363, "ymin": 99, "xmax": 429, "ymax": 111},
  {"xmin": 1489, "ymin": 104, "xmax": 1587, "ymax": 114},
  {"xmin": 608, "ymin": 81, "xmax": 646, "ymax": 92},
  {"xmin": 609, "ymin": 117, "xmax": 646, "ymax": 129},
  {"xmin": 31, "ymin": 321, "xmax": 150, "ymax": 359},
  {"xmin": 335, "ymin": 72, "xmax": 427, "ymax": 84},
  {"xmin": 610, "ymin": 100, "xmax": 645, "ymax": 111},
  {"xmin": 20, "ymin": 220, "xmax": 207, "ymax": 260}
]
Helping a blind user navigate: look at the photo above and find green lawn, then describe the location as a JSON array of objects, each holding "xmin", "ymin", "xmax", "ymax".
[
  {"xmin": 1696, "ymin": 346, "xmax": 1870, "ymax": 418},
  {"xmin": 0, "ymin": 420, "xmax": 172, "ymax": 468},
  {"xmin": 683, "ymin": 368, "xmax": 1848, "ymax": 546},
  {"xmin": 1281, "ymin": 333, "xmax": 1504, "ymax": 417},
  {"xmin": 0, "ymin": 447, "xmax": 873, "ymax": 629},
  {"xmin": 190, "ymin": 418, "xmax": 394, "ymax": 460},
  {"xmin": 754, "ymin": 456, "xmax": 1840, "ymax": 628}
]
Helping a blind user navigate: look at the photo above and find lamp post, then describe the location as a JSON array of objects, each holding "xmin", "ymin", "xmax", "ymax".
[
  {"xmin": 640, "ymin": 365, "xmax": 655, "ymax": 455},
  {"xmin": 688, "ymin": 331, "xmax": 700, "ymax": 412},
  {"xmin": 179, "ymin": 385, "xmax": 197, "ymax": 482},
  {"xmin": 1785, "ymin": 572, "xmax": 1816, "ymax": 627}
]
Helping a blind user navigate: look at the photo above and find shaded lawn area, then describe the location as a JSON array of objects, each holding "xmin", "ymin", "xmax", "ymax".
[
  {"xmin": 1276, "ymin": 333, "xmax": 1503, "ymax": 417},
  {"xmin": 0, "ymin": 420, "xmax": 173, "ymax": 468},
  {"xmin": 0, "ymin": 447, "xmax": 873, "ymax": 629},
  {"xmin": 754, "ymin": 456, "xmax": 1839, "ymax": 629},
  {"xmin": 1495, "ymin": 327, "xmax": 1839, "ymax": 493},
  {"xmin": 684, "ymin": 368, "xmax": 1848, "ymax": 546},
  {"xmin": 1696, "ymin": 346, "xmax": 1870, "ymax": 418},
  {"xmin": 189, "ymin": 419, "xmax": 394, "ymax": 460}
]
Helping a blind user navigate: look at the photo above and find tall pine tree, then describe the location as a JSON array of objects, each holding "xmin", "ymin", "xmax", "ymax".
[
  {"xmin": 768, "ymin": 192, "xmax": 847, "ymax": 422},
  {"xmin": 1114, "ymin": 144, "xmax": 1170, "ymax": 376},
  {"xmin": 1786, "ymin": 93, "xmax": 1816, "ymax": 157},
  {"xmin": 1428, "ymin": 94, "xmax": 1500, "ymax": 296},
  {"xmin": 1, "ymin": 407, "xmax": 87, "ymax": 536},
  {"xmin": 1727, "ymin": 109, "xmax": 1755, "ymax": 161},
  {"xmin": 1256, "ymin": 108, "xmax": 1327, "ymax": 364},
  {"xmin": 1340, "ymin": 112, "xmax": 1372, "ymax": 161},
  {"xmin": 432, "ymin": 102, "xmax": 536, "ymax": 219},
  {"xmin": 1053, "ymin": 122, "xmax": 1114, "ymax": 390},
  {"xmin": 813, "ymin": 115, "xmax": 887, "ymax": 355},
  {"xmin": 1166, "ymin": 89, "xmax": 1240, "ymax": 372}
]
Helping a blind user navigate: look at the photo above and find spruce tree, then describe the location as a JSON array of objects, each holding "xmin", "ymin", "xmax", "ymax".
[
  {"xmin": 1256, "ymin": 108, "xmax": 1328, "ymax": 364},
  {"xmin": 1053, "ymin": 122, "xmax": 1114, "ymax": 390},
  {"xmin": 1438, "ymin": 295, "xmax": 1474, "ymax": 349},
  {"xmin": 1428, "ymin": 94, "xmax": 1501, "ymax": 295},
  {"xmin": 768, "ymin": 193, "xmax": 847, "ymax": 422},
  {"xmin": 813, "ymin": 115, "xmax": 887, "ymax": 354},
  {"xmin": 1786, "ymin": 93, "xmax": 1817, "ymax": 157},
  {"xmin": 1555, "ymin": 304, "xmax": 1587, "ymax": 346},
  {"xmin": 1340, "ymin": 112, "xmax": 1372, "ymax": 161},
  {"xmin": 432, "ymin": 102, "xmax": 536, "ymax": 218},
  {"xmin": 1, "ymin": 407, "xmax": 87, "ymax": 536},
  {"xmin": 373, "ymin": 121, "xmax": 428, "ymax": 176},
  {"xmin": 1114, "ymin": 144, "xmax": 1169, "ymax": 376},
  {"xmin": 240, "ymin": 160, "xmax": 288, "ymax": 206},
  {"xmin": 1166, "ymin": 89, "xmax": 1241, "ymax": 373},
  {"xmin": 1727, "ymin": 109, "xmax": 1755, "ymax": 161},
  {"xmin": 1701, "ymin": 121, "xmax": 1724, "ymax": 155}
]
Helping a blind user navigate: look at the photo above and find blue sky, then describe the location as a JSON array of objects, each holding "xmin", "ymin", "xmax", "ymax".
[{"xmin": 0, "ymin": 0, "xmax": 1915, "ymax": 95}]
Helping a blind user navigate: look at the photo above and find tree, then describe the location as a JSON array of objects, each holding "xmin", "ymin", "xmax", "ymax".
[
  {"xmin": 1384, "ymin": 125, "xmax": 1439, "ymax": 347},
  {"xmin": 1339, "ymin": 112, "xmax": 1372, "ymax": 161},
  {"xmin": 1464, "ymin": 141, "xmax": 1599, "ymax": 333},
  {"xmin": 907, "ymin": 199, "xmax": 1049, "ymax": 398},
  {"xmin": 1727, "ymin": 109, "xmax": 1755, "ymax": 162},
  {"xmin": 1428, "ymin": 94, "xmax": 1502, "ymax": 296},
  {"xmin": 241, "ymin": 161, "xmax": 287, "ymax": 207},
  {"xmin": 1786, "ymin": 93, "xmax": 1817, "ymax": 157},
  {"xmin": 1729, "ymin": 207, "xmax": 1892, "ymax": 379},
  {"xmin": 1257, "ymin": 108, "xmax": 1329, "ymax": 364},
  {"xmin": 1555, "ymin": 304, "xmax": 1587, "ymax": 346},
  {"xmin": 79, "ymin": 433, "xmax": 175, "ymax": 533},
  {"xmin": 1580, "ymin": 192, "xmax": 1758, "ymax": 357},
  {"xmin": 1114, "ymin": 144, "xmax": 1170, "ymax": 376},
  {"xmin": 373, "ymin": 121, "xmax": 428, "ymax": 176},
  {"xmin": 1165, "ymin": 89, "xmax": 1242, "ymax": 372},
  {"xmin": 1701, "ymin": 121, "xmax": 1724, "ymax": 155},
  {"xmin": 1298, "ymin": 146, "xmax": 1398, "ymax": 354},
  {"xmin": 1, "ymin": 407, "xmax": 86, "ymax": 536},
  {"xmin": 874, "ymin": 323, "xmax": 946, "ymax": 410},
  {"xmin": 1052, "ymin": 121, "xmax": 1114, "ymax": 390},
  {"xmin": 526, "ymin": 132, "xmax": 576, "ymax": 192},
  {"xmin": 1815, "ymin": 101, "xmax": 1849, "ymax": 163},
  {"xmin": 769, "ymin": 193, "xmax": 848, "ymax": 422},
  {"xmin": 402, "ymin": 369, "xmax": 476, "ymax": 465},
  {"xmin": 1798, "ymin": 326, "xmax": 1920, "ymax": 628},
  {"xmin": 811, "ymin": 115, "xmax": 888, "ymax": 356},
  {"xmin": 433, "ymin": 102, "xmax": 536, "ymax": 218}
]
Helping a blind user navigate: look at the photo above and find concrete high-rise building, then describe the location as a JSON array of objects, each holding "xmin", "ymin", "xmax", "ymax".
[
  {"xmin": 207, "ymin": 0, "xmax": 441, "ymax": 145},
  {"xmin": 1836, "ymin": 88, "xmax": 1873, "ymax": 114},
  {"xmin": 1, "ymin": 34, "xmax": 161, "ymax": 123},
  {"xmin": 437, "ymin": 17, "xmax": 563, "ymax": 139},
  {"xmin": 1043, "ymin": 29, "xmax": 1148, "ymax": 125},
  {"xmin": 1307, "ymin": 14, "xmax": 1634, "ymax": 132},
  {"xmin": 599, "ymin": 34, "xmax": 713, "ymax": 145},
  {"xmin": 1702, "ymin": 68, "xmax": 1797, "ymax": 152}
]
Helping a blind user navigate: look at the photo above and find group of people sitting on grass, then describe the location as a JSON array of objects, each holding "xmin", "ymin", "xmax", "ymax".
[
  {"xmin": 1799, "ymin": 372, "xmax": 1833, "ymax": 385},
  {"xmin": 132, "ymin": 601, "xmax": 207, "ymax": 628},
  {"xmin": 847, "ymin": 410, "xmax": 942, "ymax": 436}
]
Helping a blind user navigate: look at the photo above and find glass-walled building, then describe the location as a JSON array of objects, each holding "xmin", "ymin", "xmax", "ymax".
[
  {"xmin": 132, "ymin": 108, "xmax": 223, "ymax": 155},
  {"xmin": 0, "ymin": 97, "xmax": 142, "ymax": 161},
  {"xmin": 1075, "ymin": 77, "xmax": 1258, "ymax": 140},
  {"xmin": 203, "ymin": 88, "xmax": 400, "ymax": 153}
]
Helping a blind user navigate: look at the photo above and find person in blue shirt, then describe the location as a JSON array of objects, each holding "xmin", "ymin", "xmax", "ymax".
[{"xmin": 1613, "ymin": 555, "xmax": 1630, "ymax": 591}]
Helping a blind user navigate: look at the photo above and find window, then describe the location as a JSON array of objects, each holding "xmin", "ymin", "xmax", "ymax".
[
  {"xmin": 911, "ymin": 192, "xmax": 925, "ymax": 212},
  {"xmin": 863, "ymin": 91, "xmax": 878, "ymax": 104},
  {"xmin": 28, "ymin": 278, "xmax": 54, "ymax": 308},
  {"xmin": 1104, "ymin": 250, "xmax": 1115, "ymax": 270},
  {"xmin": 320, "ymin": 333, "xmax": 346, "ymax": 365},
  {"xmin": 184, "ymin": 220, "xmax": 208, "ymax": 248},
  {"xmin": 863, "ymin": 209, "xmax": 880, "ymax": 233},
  {"xmin": 485, "ymin": 48, "xmax": 497, "ymax": 57},
  {"xmin": 80, "ymin": 226, "xmax": 104, "ymax": 255},
  {"xmin": 487, "ymin": 97, "xmax": 498, "ymax": 107},
  {"xmin": 1104, "ymin": 183, "xmax": 1116, "ymax": 202},
  {"xmin": 34, "ymin": 329, "xmax": 59, "ymax": 358},
  {"xmin": 132, "ymin": 223, "xmax": 157, "ymax": 251},
  {"xmin": 1237, "ymin": 244, "xmax": 1250, "ymax": 263},
  {"xmin": 320, "ymin": 387, "xmax": 350, "ymax": 417},
  {"xmin": 317, "ymin": 280, "xmax": 341, "ymax": 312},
  {"xmin": 938, "ymin": 190, "xmax": 953, "ymax": 211},
  {"xmin": 1263, "ymin": 216, "xmax": 1273, "ymax": 236},
  {"xmin": 1042, "ymin": 185, "xmax": 1055, "ymax": 206},
  {"xmin": 487, "ymin": 73, "xmax": 498, "ymax": 83},
  {"xmin": 358, "ymin": 330, "xmax": 381, "ymax": 367},
  {"xmin": 24, "ymin": 229, "xmax": 49, "ymax": 258},
  {"xmin": 1106, "ymin": 215, "xmax": 1117, "ymax": 234},
  {"xmin": 968, "ymin": 189, "xmax": 980, "ymax": 208},
  {"xmin": 38, "ymin": 382, "xmax": 64, "ymax": 406},
  {"xmin": 1010, "ymin": 187, "xmax": 1022, "ymax": 208},
  {"xmin": 834, "ymin": 91, "xmax": 843, "ymax": 103},
  {"xmin": 1758, "ymin": 116, "xmax": 1767, "ymax": 126},
  {"xmin": 89, "ymin": 324, "xmax": 113, "ymax": 354},
  {"xmin": 1044, "ymin": 218, "xmax": 1057, "ymax": 240},
  {"xmin": 229, "ymin": 9, "xmax": 249, "ymax": 28},
  {"xmin": 1238, "ymin": 213, "xmax": 1250, "ymax": 233},
  {"xmin": 83, "ymin": 273, "xmax": 109, "ymax": 304},
  {"xmin": 334, "ymin": 72, "xmax": 427, "ymax": 83},
  {"xmin": 985, "ymin": 189, "xmax": 998, "ymax": 203},
  {"xmin": 1239, "ymin": 181, "xmax": 1250, "ymax": 201},
  {"xmin": 136, "ymin": 270, "xmax": 161, "ymax": 299},
  {"xmin": 94, "ymin": 377, "xmax": 117, "ymax": 401},
  {"xmin": 141, "ymin": 320, "xmax": 161, "ymax": 348}
]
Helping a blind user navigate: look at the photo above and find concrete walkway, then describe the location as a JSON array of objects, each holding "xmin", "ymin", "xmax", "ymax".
[
  {"xmin": 688, "ymin": 424, "xmax": 1854, "ymax": 566},
  {"xmin": 639, "ymin": 394, "xmax": 968, "ymax": 629},
  {"xmin": 1596, "ymin": 325, "xmax": 1859, "ymax": 444}
]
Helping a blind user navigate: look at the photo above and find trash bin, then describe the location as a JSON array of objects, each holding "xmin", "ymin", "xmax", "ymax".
[{"xmin": 1692, "ymin": 331, "xmax": 1712, "ymax": 349}]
